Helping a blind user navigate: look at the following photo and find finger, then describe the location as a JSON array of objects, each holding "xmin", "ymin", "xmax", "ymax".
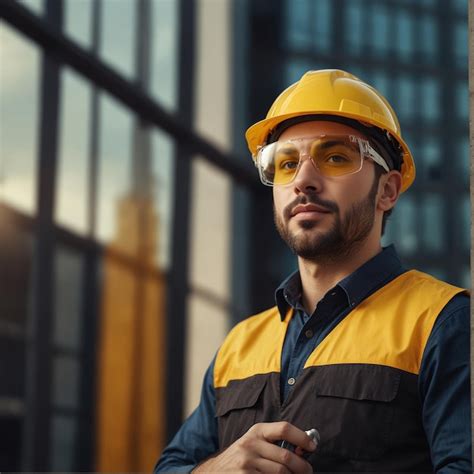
[
  {"xmin": 253, "ymin": 457, "xmax": 291, "ymax": 474},
  {"xmin": 252, "ymin": 438, "xmax": 313, "ymax": 474},
  {"xmin": 257, "ymin": 422, "xmax": 317, "ymax": 453}
]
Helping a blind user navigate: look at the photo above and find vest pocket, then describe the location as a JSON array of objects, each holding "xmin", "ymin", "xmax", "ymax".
[
  {"xmin": 313, "ymin": 364, "xmax": 401, "ymax": 461},
  {"xmin": 215, "ymin": 375, "xmax": 267, "ymax": 449}
]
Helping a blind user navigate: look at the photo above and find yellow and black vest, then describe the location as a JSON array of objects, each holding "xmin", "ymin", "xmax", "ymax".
[{"xmin": 214, "ymin": 270, "xmax": 466, "ymax": 472}]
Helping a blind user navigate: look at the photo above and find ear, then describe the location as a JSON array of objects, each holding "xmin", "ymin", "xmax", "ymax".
[{"xmin": 377, "ymin": 170, "xmax": 402, "ymax": 212}]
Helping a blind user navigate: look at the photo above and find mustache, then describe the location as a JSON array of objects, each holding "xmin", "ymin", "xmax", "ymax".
[{"xmin": 283, "ymin": 193, "xmax": 339, "ymax": 221}]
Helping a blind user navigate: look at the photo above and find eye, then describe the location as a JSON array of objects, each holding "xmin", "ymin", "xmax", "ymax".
[
  {"xmin": 325, "ymin": 154, "xmax": 351, "ymax": 164},
  {"xmin": 279, "ymin": 159, "xmax": 299, "ymax": 170}
]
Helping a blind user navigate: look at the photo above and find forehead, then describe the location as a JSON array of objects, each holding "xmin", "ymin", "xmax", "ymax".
[{"xmin": 277, "ymin": 120, "xmax": 368, "ymax": 141}]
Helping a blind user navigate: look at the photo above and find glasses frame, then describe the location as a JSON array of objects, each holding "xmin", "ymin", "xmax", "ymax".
[{"xmin": 255, "ymin": 134, "xmax": 390, "ymax": 187}]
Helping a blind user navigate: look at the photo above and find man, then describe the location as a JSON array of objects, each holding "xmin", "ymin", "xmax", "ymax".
[{"xmin": 154, "ymin": 70, "xmax": 470, "ymax": 472}]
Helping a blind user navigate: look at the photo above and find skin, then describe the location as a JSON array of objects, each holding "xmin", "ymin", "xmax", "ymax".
[{"xmin": 194, "ymin": 120, "xmax": 402, "ymax": 473}]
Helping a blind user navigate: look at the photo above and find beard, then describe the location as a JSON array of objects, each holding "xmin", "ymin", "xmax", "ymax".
[{"xmin": 274, "ymin": 178, "xmax": 378, "ymax": 263}]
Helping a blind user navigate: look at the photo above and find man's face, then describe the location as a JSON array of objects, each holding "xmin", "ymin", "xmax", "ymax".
[{"xmin": 272, "ymin": 120, "xmax": 381, "ymax": 261}]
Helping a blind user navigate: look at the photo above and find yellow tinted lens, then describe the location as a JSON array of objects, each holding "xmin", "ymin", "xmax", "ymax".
[
  {"xmin": 310, "ymin": 139, "xmax": 361, "ymax": 177},
  {"xmin": 274, "ymin": 145, "xmax": 300, "ymax": 184}
]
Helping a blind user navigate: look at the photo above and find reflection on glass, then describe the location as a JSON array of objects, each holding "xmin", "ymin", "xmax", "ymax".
[
  {"xmin": 16, "ymin": 0, "xmax": 43, "ymax": 15},
  {"xmin": 285, "ymin": 0, "xmax": 311, "ymax": 50},
  {"xmin": 0, "ymin": 209, "xmax": 33, "ymax": 328},
  {"xmin": 55, "ymin": 68, "xmax": 91, "ymax": 234},
  {"xmin": 419, "ymin": 139, "xmax": 441, "ymax": 182},
  {"xmin": 346, "ymin": 0, "xmax": 363, "ymax": 54},
  {"xmin": 314, "ymin": 0, "xmax": 331, "ymax": 52},
  {"xmin": 185, "ymin": 294, "xmax": 228, "ymax": 417},
  {"xmin": 64, "ymin": 0, "xmax": 92, "ymax": 49},
  {"xmin": 397, "ymin": 76, "xmax": 415, "ymax": 121},
  {"xmin": 0, "ymin": 23, "xmax": 40, "ymax": 214},
  {"xmin": 101, "ymin": 0, "xmax": 136, "ymax": 78},
  {"xmin": 53, "ymin": 245, "xmax": 83, "ymax": 350},
  {"xmin": 150, "ymin": 0, "xmax": 178, "ymax": 110},
  {"xmin": 421, "ymin": 194, "xmax": 443, "ymax": 252},
  {"xmin": 372, "ymin": 4, "xmax": 389, "ymax": 55},
  {"xmin": 190, "ymin": 158, "xmax": 230, "ymax": 300},
  {"xmin": 457, "ymin": 82, "xmax": 468, "ymax": 119},
  {"xmin": 96, "ymin": 93, "xmax": 132, "ymax": 247},
  {"xmin": 50, "ymin": 414, "xmax": 77, "ymax": 471},
  {"xmin": 395, "ymin": 195, "xmax": 417, "ymax": 253},
  {"xmin": 419, "ymin": 15, "xmax": 436, "ymax": 61},
  {"xmin": 152, "ymin": 129, "xmax": 174, "ymax": 269},
  {"xmin": 396, "ymin": 11, "xmax": 413, "ymax": 59},
  {"xmin": 420, "ymin": 78, "xmax": 439, "ymax": 120},
  {"xmin": 52, "ymin": 355, "xmax": 80, "ymax": 409},
  {"xmin": 454, "ymin": 21, "xmax": 468, "ymax": 68}
]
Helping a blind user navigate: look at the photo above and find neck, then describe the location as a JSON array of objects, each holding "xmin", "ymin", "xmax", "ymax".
[{"xmin": 297, "ymin": 236, "xmax": 382, "ymax": 314}]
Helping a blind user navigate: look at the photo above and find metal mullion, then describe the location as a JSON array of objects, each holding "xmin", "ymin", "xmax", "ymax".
[
  {"xmin": 22, "ymin": 0, "xmax": 63, "ymax": 470},
  {"xmin": 75, "ymin": 0, "xmax": 102, "ymax": 468},
  {"xmin": 164, "ymin": 0, "xmax": 196, "ymax": 442}
]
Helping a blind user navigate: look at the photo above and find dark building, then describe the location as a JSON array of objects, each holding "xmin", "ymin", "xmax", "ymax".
[{"xmin": 0, "ymin": 0, "xmax": 469, "ymax": 471}]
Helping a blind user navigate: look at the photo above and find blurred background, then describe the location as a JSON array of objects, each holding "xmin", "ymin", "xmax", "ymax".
[{"xmin": 0, "ymin": 0, "xmax": 469, "ymax": 471}]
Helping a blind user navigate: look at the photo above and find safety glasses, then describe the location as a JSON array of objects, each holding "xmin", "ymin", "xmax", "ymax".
[{"xmin": 255, "ymin": 134, "xmax": 389, "ymax": 186}]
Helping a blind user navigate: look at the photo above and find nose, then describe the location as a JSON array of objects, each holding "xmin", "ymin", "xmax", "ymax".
[{"xmin": 292, "ymin": 155, "xmax": 324, "ymax": 193}]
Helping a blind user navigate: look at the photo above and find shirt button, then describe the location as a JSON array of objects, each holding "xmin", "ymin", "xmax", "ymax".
[
  {"xmin": 288, "ymin": 377, "xmax": 296, "ymax": 386},
  {"xmin": 305, "ymin": 329, "xmax": 313, "ymax": 339}
]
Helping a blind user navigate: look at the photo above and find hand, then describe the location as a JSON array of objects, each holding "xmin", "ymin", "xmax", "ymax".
[{"xmin": 193, "ymin": 421, "xmax": 316, "ymax": 473}]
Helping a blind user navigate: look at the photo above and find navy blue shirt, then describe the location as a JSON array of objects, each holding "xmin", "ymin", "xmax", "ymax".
[{"xmin": 154, "ymin": 246, "xmax": 471, "ymax": 473}]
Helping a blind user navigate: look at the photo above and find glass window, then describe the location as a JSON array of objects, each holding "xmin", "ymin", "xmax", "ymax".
[
  {"xmin": 371, "ymin": 4, "xmax": 389, "ymax": 56},
  {"xmin": 345, "ymin": 0, "xmax": 363, "ymax": 55},
  {"xmin": 421, "ymin": 194, "xmax": 443, "ymax": 252},
  {"xmin": 52, "ymin": 355, "xmax": 80, "ymax": 409},
  {"xmin": 184, "ymin": 294, "xmax": 228, "ymax": 417},
  {"xmin": 460, "ymin": 195, "xmax": 470, "ymax": 252},
  {"xmin": 418, "ymin": 15, "xmax": 436, "ymax": 61},
  {"xmin": 64, "ymin": 0, "xmax": 92, "ymax": 49},
  {"xmin": 419, "ymin": 138, "xmax": 441, "ymax": 182},
  {"xmin": 53, "ymin": 245, "xmax": 83, "ymax": 350},
  {"xmin": 0, "ymin": 336, "xmax": 25, "ymax": 398},
  {"xmin": 285, "ymin": 0, "xmax": 311, "ymax": 50},
  {"xmin": 420, "ymin": 78, "xmax": 440, "ymax": 120},
  {"xmin": 100, "ymin": 0, "xmax": 136, "ymax": 78},
  {"xmin": 371, "ymin": 71, "xmax": 390, "ymax": 97},
  {"xmin": 453, "ymin": 0, "xmax": 468, "ymax": 14},
  {"xmin": 313, "ymin": 0, "xmax": 331, "ymax": 52},
  {"xmin": 151, "ymin": 129, "xmax": 174, "ymax": 270},
  {"xmin": 454, "ymin": 21, "xmax": 468, "ymax": 68},
  {"xmin": 150, "ymin": 0, "xmax": 178, "ymax": 110},
  {"xmin": 96, "ymin": 93, "xmax": 133, "ymax": 249},
  {"xmin": 190, "ymin": 158, "xmax": 230, "ymax": 300},
  {"xmin": 394, "ymin": 194, "xmax": 417, "ymax": 253},
  {"xmin": 50, "ymin": 414, "xmax": 77, "ymax": 471},
  {"xmin": 0, "ymin": 212, "xmax": 33, "ymax": 328},
  {"xmin": 456, "ymin": 137, "xmax": 469, "ymax": 185},
  {"xmin": 395, "ymin": 10, "xmax": 414, "ymax": 60},
  {"xmin": 0, "ymin": 23, "xmax": 40, "ymax": 214},
  {"xmin": 16, "ymin": 0, "xmax": 43, "ymax": 14},
  {"xmin": 397, "ymin": 76, "xmax": 416, "ymax": 121},
  {"xmin": 456, "ymin": 81, "xmax": 468, "ymax": 119},
  {"xmin": 461, "ymin": 266, "xmax": 470, "ymax": 290},
  {"xmin": 55, "ymin": 68, "xmax": 91, "ymax": 234}
]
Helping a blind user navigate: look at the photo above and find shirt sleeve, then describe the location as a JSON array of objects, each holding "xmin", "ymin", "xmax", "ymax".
[
  {"xmin": 153, "ymin": 355, "xmax": 219, "ymax": 473},
  {"xmin": 418, "ymin": 293, "xmax": 471, "ymax": 474}
]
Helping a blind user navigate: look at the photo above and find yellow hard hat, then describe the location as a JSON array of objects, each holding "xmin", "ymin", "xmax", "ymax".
[{"xmin": 245, "ymin": 69, "xmax": 415, "ymax": 193}]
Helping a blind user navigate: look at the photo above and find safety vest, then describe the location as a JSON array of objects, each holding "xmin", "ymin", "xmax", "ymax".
[{"xmin": 214, "ymin": 270, "xmax": 466, "ymax": 472}]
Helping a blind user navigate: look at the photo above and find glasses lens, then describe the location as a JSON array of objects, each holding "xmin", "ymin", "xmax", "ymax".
[
  {"xmin": 310, "ymin": 137, "xmax": 362, "ymax": 177},
  {"xmin": 256, "ymin": 136, "xmax": 363, "ymax": 186}
]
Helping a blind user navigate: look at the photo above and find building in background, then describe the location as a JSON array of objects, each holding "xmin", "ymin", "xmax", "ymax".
[{"xmin": 0, "ymin": 0, "xmax": 469, "ymax": 471}]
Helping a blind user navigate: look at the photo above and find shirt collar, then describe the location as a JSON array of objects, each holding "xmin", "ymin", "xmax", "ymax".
[{"xmin": 274, "ymin": 244, "xmax": 407, "ymax": 321}]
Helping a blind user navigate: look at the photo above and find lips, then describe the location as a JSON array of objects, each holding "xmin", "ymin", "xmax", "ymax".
[{"xmin": 291, "ymin": 203, "xmax": 331, "ymax": 217}]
